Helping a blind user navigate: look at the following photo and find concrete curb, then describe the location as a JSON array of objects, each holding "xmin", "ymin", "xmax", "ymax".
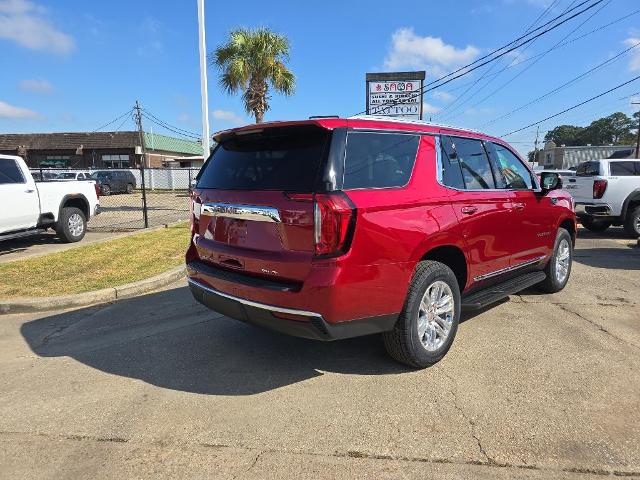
[{"xmin": 0, "ymin": 266, "xmax": 186, "ymax": 315}]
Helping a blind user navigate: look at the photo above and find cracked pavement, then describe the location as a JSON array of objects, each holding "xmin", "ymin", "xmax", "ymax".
[{"xmin": 0, "ymin": 228, "xmax": 639, "ymax": 479}]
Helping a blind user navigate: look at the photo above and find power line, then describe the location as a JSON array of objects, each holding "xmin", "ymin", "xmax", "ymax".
[
  {"xmin": 92, "ymin": 108, "xmax": 134, "ymax": 132},
  {"xmin": 437, "ymin": 0, "xmax": 563, "ymax": 117},
  {"xmin": 353, "ymin": 0, "xmax": 605, "ymax": 116},
  {"xmin": 140, "ymin": 108, "xmax": 201, "ymax": 138},
  {"xmin": 441, "ymin": 0, "xmax": 611, "ymax": 122},
  {"xmin": 479, "ymin": 40, "xmax": 640, "ymax": 128},
  {"xmin": 502, "ymin": 75, "xmax": 640, "ymax": 136}
]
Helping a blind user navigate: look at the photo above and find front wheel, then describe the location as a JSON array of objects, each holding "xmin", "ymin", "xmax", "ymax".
[
  {"xmin": 126, "ymin": 183, "xmax": 134, "ymax": 194},
  {"xmin": 537, "ymin": 228, "xmax": 572, "ymax": 293},
  {"xmin": 55, "ymin": 207, "xmax": 86, "ymax": 243},
  {"xmin": 383, "ymin": 261, "xmax": 461, "ymax": 368}
]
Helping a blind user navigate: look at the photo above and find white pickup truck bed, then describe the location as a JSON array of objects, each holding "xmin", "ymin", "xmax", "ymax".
[
  {"xmin": 566, "ymin": 159, "xmax": 640, "ymax": 237},
  {"xmin": 0, "ymin": 155, "xmax": 100, "ymax": 243}
]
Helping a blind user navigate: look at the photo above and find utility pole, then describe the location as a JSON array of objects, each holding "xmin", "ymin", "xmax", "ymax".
[
  {"xmin": 133, "ymin": 100, "xmax": 149, "ymax": 228},
  {"xmin": 533, "ymin": 126, "xmax": 540, "ymax": 166},
  {"xmin": 197, "ymin": 0, "xmax": 210, "ymax": 157},
  {"xmin": 633, "ymin": 102, "xmax": 640, "ymax": 159}
]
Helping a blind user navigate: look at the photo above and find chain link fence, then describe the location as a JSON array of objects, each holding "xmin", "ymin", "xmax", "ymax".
[{"xmin": 31, "ymin": 167, "xmax": 199, "ymax": 231}]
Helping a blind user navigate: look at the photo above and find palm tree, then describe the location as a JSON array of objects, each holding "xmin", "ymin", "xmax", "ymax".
[{"xmin": 212, "ymin": 28, "xmax": 295, "ymax": 124}]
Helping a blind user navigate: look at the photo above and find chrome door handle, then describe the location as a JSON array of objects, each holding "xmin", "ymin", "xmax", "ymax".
[
  {"xmin": 461, "ymin": 206, "xmax": 478, "ymax": 215},
  {"xmin": 513, "ymin": 202, "xmax": 525, "ymax": 211},
  {"xmin": 25, "ymin": 189, "xmax": 35, "ymax": 193}
]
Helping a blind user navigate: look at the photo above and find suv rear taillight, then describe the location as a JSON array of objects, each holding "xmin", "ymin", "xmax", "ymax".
[
  {"xmin": 287, "ymin": 192, "xmax": 357, "ymax": 257},
  {"xmin": 94, "ymin": 182, "xmax": 100, "ymax": 199},
  {"xmin": 314, "ymin": 193, "xmax": 356, "ymax": 257},
  {"xmin": 593, "ymin": 179, "xmax": 607, "ymax": 199}
]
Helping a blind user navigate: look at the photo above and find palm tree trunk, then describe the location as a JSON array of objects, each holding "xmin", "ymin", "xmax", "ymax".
[{"xmin": 248, "ymin": 77, "xmax": 268, "ymax": 123}]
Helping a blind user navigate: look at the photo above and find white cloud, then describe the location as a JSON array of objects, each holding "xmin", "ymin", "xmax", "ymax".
[
  {"xmin": 211, "ymin": 109, "xmax": 246, "ymax": 127},
  {"xmin": 19, "ymin": 78, "xmax": 53, "ymax": 94},
  {"xmin": 384, "ymin": 28, "xmax": 479, "ymax": 76},
  {"xmin": 0, "ymin": 100, "xmax": 41, "ymax": 119},
  {"xmin": 432, "ymin": 91, "xmax": 455, "ymax": 103},
  {"xmin": 0, "ymin": 0, "xmax": 74, "ymax": 54},
  {"xmin": 422, "ymin": 102, "xmax": 441, "ymax": 115},
  {"xmin": 624, "ymin": 37, "xmax": 640, "ymax": 72}
]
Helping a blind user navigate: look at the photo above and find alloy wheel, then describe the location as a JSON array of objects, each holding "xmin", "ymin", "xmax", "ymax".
[
  {"xmin": 68, "ymin": 213, "xmax": 84, "ymax": 238},
  {"xmin": 416, "ymin": 280, "xmax": 454, "ymax": 352}
]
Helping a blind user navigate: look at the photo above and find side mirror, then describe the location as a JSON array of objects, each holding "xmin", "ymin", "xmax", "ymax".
[{"xmin": 540, "ymin": 172, "xmax": 562, "ymax": 193}]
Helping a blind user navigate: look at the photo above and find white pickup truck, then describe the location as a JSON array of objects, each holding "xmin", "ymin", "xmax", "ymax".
[
  {"xmin": 0, "ymin": 154, "xmax": 100, "ymax": 243},
  {"xmin": 565, "ymin": 158, "xmax": 640, "ymax": 237}
]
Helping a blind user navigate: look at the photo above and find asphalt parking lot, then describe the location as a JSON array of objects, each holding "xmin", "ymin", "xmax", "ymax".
[{"xmin": 0, "ymin": 229, "xmax": 638, "ymax": 479}]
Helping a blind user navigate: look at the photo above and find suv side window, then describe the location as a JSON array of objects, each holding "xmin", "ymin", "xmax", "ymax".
[
  {"xmin": 440, "ymin": 136, "xmax": 466, "ymax": 189},
  {"xmin": 0, "ymin": 159, "xmax": 25, "ymax": 184},
  {"xmin": 610, "ymin": 161, "xmax": 638, "ymax": 176},
  {"xmin": 490, "ymin": 142, "xmax": 533, "ymax": 189},
  {"xmin": 343, "ymin": 132, "xmax": 419, "ymax": 189},
  {"xmin": 447, "ymin": 136, "xmax": 496, "ymax": 190}
]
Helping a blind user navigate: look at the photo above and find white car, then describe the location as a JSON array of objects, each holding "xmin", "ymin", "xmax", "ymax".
[
  {"xmin": 565, "ymin": 159, "xmax": 640, "ymax": 237},
  {"xmin": 51, "ymin": 171, "xmax": 92, "ymax": 181},
  {"xmin": 0, "ymin": 155, "xmax": 100, "ymax": 243}
]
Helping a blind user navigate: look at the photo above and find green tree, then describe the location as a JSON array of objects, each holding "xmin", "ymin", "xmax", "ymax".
[
  {"xmin": 544, "ymin": 125, "xmax": 584, "ymax": 146},
  {"xmin": 212, "ymin": 27, "xmax": 295, "ymax": 124}
]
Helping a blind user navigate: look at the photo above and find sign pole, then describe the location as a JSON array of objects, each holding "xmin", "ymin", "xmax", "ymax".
[{"xmin": 197, "ymin": 0, "xmax": 210, "ymax": 158}]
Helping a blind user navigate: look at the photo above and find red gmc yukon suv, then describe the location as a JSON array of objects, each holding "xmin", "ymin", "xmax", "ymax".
[{"xmin": 186, "ymin": 116, "xmax": 576, "ymax": 367}]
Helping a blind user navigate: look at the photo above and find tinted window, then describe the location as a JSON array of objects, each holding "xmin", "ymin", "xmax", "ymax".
[
  {"xmin": 610, "ymin": 161, "xmax": 638, "ymax": 176},
  {"xmin": 575, "ymin": 161, "xmax": 600, "ymax": 176},
  {"xmin": 0, "ymin": 159, "xmax": 24, "ymax": 184},
  {"xmin": 491, "ymin": 143, "xmax": 533, "ymax": 189},
  {"xmin": 197, "ymin": 126, "xmax": 329, "ymax": 191},
  {"xmin": 343, "ymin": 132, "xmax": 419, "ymax": 189},
  {"xmin": 450, "ymin": 137, "xmax": 496, "ymax": 189},
  {"xmin": 440, "ymin": 136, "xmax": 465, "ymax": 189}
]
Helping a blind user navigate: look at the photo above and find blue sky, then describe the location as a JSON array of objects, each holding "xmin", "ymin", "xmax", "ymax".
[{"xmin": 0, "ymin": 0, "xmax": 639, "ymax": 155}]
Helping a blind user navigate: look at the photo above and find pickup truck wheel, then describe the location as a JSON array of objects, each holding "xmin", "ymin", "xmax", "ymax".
[
  {"xmin": 538, "ymin": 228, "xmax": 572, "ymax": 293},
  {"xmin": 623, "ymin": 206, "xmax": 640, "ymax": 238},
  {"xmin": 55, "ymin": 207, "xmax": 86, "ymax": 243},
  {"xmin": 383, "ymin": 261, "xmax": 460, "ymax": 368},
  {"xmin": 126, "ymin": 183, "xmax": 134, "ymax": 194},
  {"xmin": 581, "ymin": 217, "xmax": 611, "ymax": 232},
  {"xmin": 101, "ymin": 184, "xmax": 111, "ymax": 196}
]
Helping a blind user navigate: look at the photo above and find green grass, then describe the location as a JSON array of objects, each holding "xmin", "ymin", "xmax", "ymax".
[{"xmin": 0, "ymin": 223, "xmax": 190, "ymax": 299}]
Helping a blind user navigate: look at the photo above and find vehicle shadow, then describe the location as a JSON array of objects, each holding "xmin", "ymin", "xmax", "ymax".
[
  {"xmin": 576, "ymin": 226, "xmax": 633, "ymax": 241},
  {"xmin": 0, "ymin": 232, "xmax": 59, "ymax": 256},
  {"xmin": 573, "ymin": 244, "xmax": 640, "ymax": 270},
  {"xmin": 21, "ymin": 286, "xmax": 423, "ymax": 396}
]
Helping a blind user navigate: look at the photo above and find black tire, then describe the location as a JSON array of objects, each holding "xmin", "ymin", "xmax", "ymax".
[
  {"xmin": 581, "ymin": 217, "xmax": 611, "ymax": 232},
  {"xmin": 126, "ymin": 183, "xmax": 134, "ymax": 194},
  {"xmin": 101, "ymin": 184, "xmax": 111, "ymax": 196},
  {"xmin": 55, "ymin": 207, "xmax": 86, "ymax": 243},
  {"xmin": 537, "ymin": 228, "xmax": 572, "ymax": 293},
  {"xmin": 382, "ymin": 261, "xmax": 461, "ymax": 368},
  {"xmin": 623, "ymin": 206, "xmax": 640, "ymax": 238}
]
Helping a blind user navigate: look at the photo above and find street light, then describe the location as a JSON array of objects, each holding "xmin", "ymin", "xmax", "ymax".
[{"xmin": 197, "ymin": 0, "xmax": 210, "ymax": 158}]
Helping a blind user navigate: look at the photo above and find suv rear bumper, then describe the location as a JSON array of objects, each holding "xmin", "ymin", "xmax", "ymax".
[
  {"xmin": 187, "ymin": 276, "xmax": 397, "ymax": 341},
  {"xmin": 575, "ymin": 203, "xmax": 613, "ymax": 217}
]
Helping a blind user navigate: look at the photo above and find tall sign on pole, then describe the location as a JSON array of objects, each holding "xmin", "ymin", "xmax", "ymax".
[
  {"xmin": 197, "ymin": 0, "xmax": 210, "ymax": 157},
  {"xmin": 366, "ymin": 71, "xmax": 426, "ymax": 120}
]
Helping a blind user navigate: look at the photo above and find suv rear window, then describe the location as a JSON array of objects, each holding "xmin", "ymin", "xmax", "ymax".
[
  {"xmin": 197, "ymin": 126, "xmax": 330, "ymax": 191},
  {"xmin": 343, "ymin": 132, "xmax": 419, "ymax": 189},
  {"xmin": 575, "ymin": 161, "xmax": 601, "ymax": 176}
]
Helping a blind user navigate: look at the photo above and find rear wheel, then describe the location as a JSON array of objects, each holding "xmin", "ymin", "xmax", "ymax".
[
  {"xmin": 101, "ymin": 184, "xmax": 111, "ymax": 196},
  {"xmin": 55, "ymin": 207, "xmax": 86, "ymax": 243},
  {"xmin": 581, "ymin": 217, "xmax": 611, "ymax": 232},
  {"xmin": 383, "ymin": 261, "xmax": 460, "ymax": 368},
  {"xmin": 538, "ymin": 228, "xmax": 572, "ymax": 293},
  {"xmin": 126, "ymin": 183, "xmax": 134, "ymax": 194},
  {"xmin": 623, "ymin": 206, "xmax": 640, "ymax": 238}
]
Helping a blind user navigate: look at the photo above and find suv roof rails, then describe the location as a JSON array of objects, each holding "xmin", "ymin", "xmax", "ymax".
[{"xmin": 348, "ymin": 114, "xmax": 482, "ymax": 134}]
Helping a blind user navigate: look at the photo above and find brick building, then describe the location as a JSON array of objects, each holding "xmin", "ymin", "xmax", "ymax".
[{"xmin": 0, "ymin": 131, "xmax": 205, "ymax": 169}]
